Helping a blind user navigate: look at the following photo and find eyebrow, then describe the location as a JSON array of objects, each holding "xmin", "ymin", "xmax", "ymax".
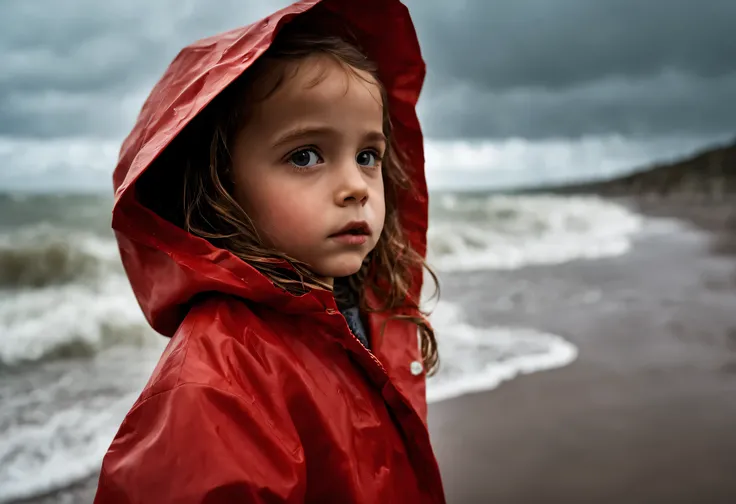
[{"xmin": 271, "ymin": 126, "xmax": 387, "ymax": 149}]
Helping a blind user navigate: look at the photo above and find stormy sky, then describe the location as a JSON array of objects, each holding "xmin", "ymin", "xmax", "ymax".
[{"xmin": 1, "ymin": 0, "xmax": 735, "ymax": 191}]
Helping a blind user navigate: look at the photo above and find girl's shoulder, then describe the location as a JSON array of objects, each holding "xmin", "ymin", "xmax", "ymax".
[{"xmin": 138, "ymin": 296, "xmax": 293, "ymax": 403}]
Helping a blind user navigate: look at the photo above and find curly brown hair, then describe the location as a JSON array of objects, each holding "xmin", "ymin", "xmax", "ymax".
[{"xmin": 140, "ymin": 18, "xmax": 439, "ymax": 374}]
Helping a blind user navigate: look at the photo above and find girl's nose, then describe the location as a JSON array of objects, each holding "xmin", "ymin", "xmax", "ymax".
[{"xmin": 335, "ymin": 164, "xmax": 369, "ymax": 207}]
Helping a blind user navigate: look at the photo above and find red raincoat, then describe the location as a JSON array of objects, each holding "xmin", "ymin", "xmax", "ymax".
[{"xmin": 95, "ymin": 0, "xmax": 445, "ymax": 502}]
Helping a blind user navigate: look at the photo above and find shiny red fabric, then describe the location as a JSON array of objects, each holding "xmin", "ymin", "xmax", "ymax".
[{"xmin": 95, "ymin": 0, "xmax": 445, "ymax": 502}]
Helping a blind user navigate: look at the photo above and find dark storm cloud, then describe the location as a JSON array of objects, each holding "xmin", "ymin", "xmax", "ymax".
[
  {"xmin": 404, "ymin": 0, "xmax": 736, "ymax": 138},
  {"xmin": 1, "ymin": 0, "xmax": 735, "ymax": 140},
  {"xmin": 407, "ymin": 0, "xmax": 736, "ymax": 90},
  {"xmin": 418, "ymin": 69, "xmax": 736, "ymax": 139},
  {"xmin": 0, "ymin": 0, "xmax": 291, "ymax": 138}
]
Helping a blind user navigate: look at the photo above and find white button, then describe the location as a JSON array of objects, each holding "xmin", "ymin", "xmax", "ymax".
[{"xmin": 410, "ymin": 361, "xmax": 423, "ymax": 376}]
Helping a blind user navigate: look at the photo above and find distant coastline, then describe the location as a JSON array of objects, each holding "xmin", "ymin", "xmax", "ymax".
[{"xmin": 519, "ymin": 137, "xmax": 736, "ymax": 199}]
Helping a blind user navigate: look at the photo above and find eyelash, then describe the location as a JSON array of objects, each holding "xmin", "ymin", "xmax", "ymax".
[{"xmin": 285, "ymin": 146, "xmax": 384, "ymax": 172}]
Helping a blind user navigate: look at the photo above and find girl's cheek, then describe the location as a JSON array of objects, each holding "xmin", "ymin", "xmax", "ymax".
[{"xmin": 268, "ymin": 204, "xmax": 311, "ymax": 231}]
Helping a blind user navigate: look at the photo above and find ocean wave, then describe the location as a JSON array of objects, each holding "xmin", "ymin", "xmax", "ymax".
[
  {"xmin": 0, "ymin": 345, "xmax": 163, "ymax": 503},
  {"xmin": 0, "ymin": 392, "xmax": 138, "ymax": 503},
  {"xmin": 0, "ymin": 275, "xmax": 154, "ymax": 369},
  {"xmin": 427, "ymin": 194, "xmax": 643, "ymax": 271},
  {"xmin": 0, "ymin": 226, "xmax": 150, "ymax": 369},
  {"xmin": 0, "ymin": 225, "xmax": 120, "ymax": 289},
  {"xmin": 0, "ymin": 193, "xmax": 620, "ymax": 369},
  {"xmin": 426, "ymin": 301, "xmax": 579, "ymax": 403}
]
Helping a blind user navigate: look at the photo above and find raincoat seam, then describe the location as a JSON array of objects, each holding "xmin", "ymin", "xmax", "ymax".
[
  {"xmin": 171, "ymin": 310, "xmax": 197, "ymax": 390},
  {"xmin": 173, "ymin": 252, "xmax": 323, "ymax": 313},
  {"xmin": 163, "ymin": 305, "xmax": 299, "ymax": 451},
  {"xmin": 129, "ymin": 381, "xmax": 302, "ymax": 456}
]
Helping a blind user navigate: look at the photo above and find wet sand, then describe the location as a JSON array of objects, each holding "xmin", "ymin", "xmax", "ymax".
[{"xmin": 428, "ymin": 200, "xmax": 736, "ymax": 503}]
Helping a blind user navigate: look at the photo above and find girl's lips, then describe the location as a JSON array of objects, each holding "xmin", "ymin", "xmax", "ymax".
[
  {"xmin": 330, "ymin": 220, "xmax": 372, "ymax": 236},
  {"xmin": 328, "ymin": 220, "xmax": 371, "ymax": 245},
  {"xmin": 329, "ymin": 233, "xmax": 368, "ymax": 245}
]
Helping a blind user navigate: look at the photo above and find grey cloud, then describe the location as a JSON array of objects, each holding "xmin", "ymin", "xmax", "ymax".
[
  {"xmin": 0, "ymin": 0, "xmax": 291, "ymax": 139},
  {"xmin": 406, "ymin": 0, "xmax": 736, "ymax": 90},
  {"xmin": 1, "ymin": 0, "xmax": 735, "ymax": 141},
  {"xmin": 405, "ymin": 0, "xmax": 736, "ymax": 138},
  {"xmin": 0, "ymin": 88, "xmax": 145, "ymax": 138},
  {"xmin": 419, "ymin": 69, "xmax": 736, "ymax": 139}
]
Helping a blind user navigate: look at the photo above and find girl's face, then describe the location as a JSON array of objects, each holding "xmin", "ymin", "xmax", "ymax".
[{"xmin": 231, "ymin": 54, "xmax": 386, "ymax": 285}]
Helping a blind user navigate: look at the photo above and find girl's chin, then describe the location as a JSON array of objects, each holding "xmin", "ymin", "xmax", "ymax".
[{"xmin": 312, "ymin": 255, "xmax": 367, "ymax": 280}]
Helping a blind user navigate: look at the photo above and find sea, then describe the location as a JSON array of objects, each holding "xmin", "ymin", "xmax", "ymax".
[{"xmin": 0, "ymin": 191, "xmax": 645, "ymax": 502}]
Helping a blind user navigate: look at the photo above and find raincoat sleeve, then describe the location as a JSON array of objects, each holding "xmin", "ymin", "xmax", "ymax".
[{"xmin": 94, "ymin": 383, "xmax": 306, "ymax": 503}]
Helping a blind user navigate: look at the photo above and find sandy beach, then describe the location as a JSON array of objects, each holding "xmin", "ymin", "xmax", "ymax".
[{"xmin": 429, "ymin": 199, "xmax": 736, "ymax": 503}]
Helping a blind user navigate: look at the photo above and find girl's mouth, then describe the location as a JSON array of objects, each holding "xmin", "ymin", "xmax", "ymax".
[
  {"xmin": 328, "ymin": 221, "xmax": 371, "ymax": 245},
  {"xmin": 329, "ymin": 220, "xmax": 371, "ymax": 237},
  {"xmin": 329, "ymin": 233, "xmax": 369, "ymax": 245}
]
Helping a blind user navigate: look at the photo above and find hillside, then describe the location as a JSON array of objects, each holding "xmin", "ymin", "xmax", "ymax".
[{"xmin": 536, "ymin": 138, "xmax": 736, "ymax": 200}]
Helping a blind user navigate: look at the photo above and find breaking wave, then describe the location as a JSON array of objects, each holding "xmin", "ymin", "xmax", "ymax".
[{"xmin": 428, "ymin": 193, "xmax": 642, "ymax": 271}]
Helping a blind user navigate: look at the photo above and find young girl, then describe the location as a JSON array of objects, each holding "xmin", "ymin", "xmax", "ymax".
[{"xmin": 95, "ymin": 0, "xmax": 445, "ymax": 502}]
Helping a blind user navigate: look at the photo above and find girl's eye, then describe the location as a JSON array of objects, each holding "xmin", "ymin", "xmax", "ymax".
[
  {"xmin": 289, "ymin": 149, "xmax": 321, "ymax": 169},
  {"xmin": 356, "ymin": 150, "xmax": 381, "ymax": 168}
]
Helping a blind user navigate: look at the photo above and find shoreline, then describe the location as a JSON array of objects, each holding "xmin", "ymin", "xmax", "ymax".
[
  {"xmin": 12, "ymin": 198, "xmax": 736, "ymax": 504},
  {"xmin": 428, "ymin": 199, "xmax": 736, "ymax": 503}
]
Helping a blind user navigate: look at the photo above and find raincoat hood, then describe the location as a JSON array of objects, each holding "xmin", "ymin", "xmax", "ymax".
[{"xmin": 112, "ymin": 0, "xmax": 428, "ymax": 336}]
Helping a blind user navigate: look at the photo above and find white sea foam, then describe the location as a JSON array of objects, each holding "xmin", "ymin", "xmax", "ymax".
[
  {"xmin": 0, "ymin": 275, "xmax": 151, "ymax": 367},
  {"xmin": 0, "ymin": 345, "xmax": 164, "ymax": 503},
  {"xmin": 0, "ymin": 393, "xmax": 139, "ymax": 502},
  {"xmin": 426, "ymin": 301, "xmax": 578, "ymax": 403},
  {"xmin": 427, "ymin": 194, "xmax": 642, "ymax": 271}
]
